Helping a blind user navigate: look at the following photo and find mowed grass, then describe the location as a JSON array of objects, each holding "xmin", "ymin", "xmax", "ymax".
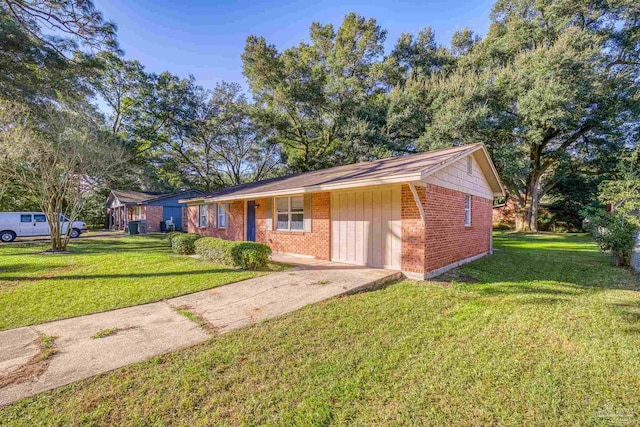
[
  {"xmin": 0, "ymin": 235, "xmax": 263, "ymax": 330},
  {"xmin": 3, "ymin": 233, "xmax": 640, "ymax": 426}
]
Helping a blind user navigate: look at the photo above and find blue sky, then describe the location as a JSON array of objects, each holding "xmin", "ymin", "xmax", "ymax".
[{"xmin": 95, "ymin": 0, "xmax": 494, "ymax": 91}]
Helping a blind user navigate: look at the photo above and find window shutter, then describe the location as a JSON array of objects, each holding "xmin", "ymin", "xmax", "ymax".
[
  {"xmin": 265, "ymin": 198, "xmax": 273, "ymax": 231},
  {"xmin": 303, "ymin": 194, "xmax": 312, "ymax": 232},
  {"xmin": 212, "ymin": 203, "xmax": 217, "ymax": 228}
]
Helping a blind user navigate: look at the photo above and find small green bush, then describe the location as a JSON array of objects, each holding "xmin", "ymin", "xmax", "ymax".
[
  {"xmin": 194, "ymin": 237, "xmax": 271, "ymax": 269},
  {"xmin": 585, "ymin": 211, "xmax": 637, "ymax": 266},
  {"xmin": 194, "ymin": 237, "xmax": 235, "ymax": 265},
  {"xmin": 171, "ymin": 233, "xmax": 201, "ymax": 255},
  {"xmin": 232, "ymin": 242, "xmax": 272, "ymax": 270},
  {"xmin": 165, "ymin": 231, "xmax": 183, "ymax": 245}
]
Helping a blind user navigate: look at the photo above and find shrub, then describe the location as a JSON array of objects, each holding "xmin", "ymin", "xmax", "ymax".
[
  {"xmin": 232, "ymin": 242, "xmax": 272, "ymax": 270},
  {"xmin": 585, "ymin": 211, "xmax": 637, "ymax": 266},
  {"xmin": 194, "ymin": 237, "xmax": 272, "ymax": 269},
  {"xmin": 194, "ymin": 237, "xmax": 234, "ymax": 265},
  {"xmin": 165, "ymin": 231, "xmax": 183, "ymax": 245},
  {"xmin": 171, "ymin": 233, "xmax": 201, "ymax": 255}
]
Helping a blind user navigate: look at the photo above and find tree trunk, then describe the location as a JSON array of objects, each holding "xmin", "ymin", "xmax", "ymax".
[{"xmin": 515, "ymin": 170, "xmax": 543, "ymax": 233}]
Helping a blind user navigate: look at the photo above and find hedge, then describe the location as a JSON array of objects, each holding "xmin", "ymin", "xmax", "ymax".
[
  {"xmin": 194, "ymin": 237, "xmax": 271, "ymax": 270},
  {"xmin": 165, "ymin": 231, "xmax": 183, "ymax": 245},
  {"xmin": 171, "ymin": 233, "xmax": 201, "ymax": 255}
]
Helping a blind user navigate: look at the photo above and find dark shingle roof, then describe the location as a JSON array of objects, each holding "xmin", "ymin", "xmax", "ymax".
[
  {"xmin": 111, "ymin": 190, "xmax": 162, "ymax": 204},
  {"xmin": 111, "ymin": 189, "xmax": 203, "ymax": 205}
]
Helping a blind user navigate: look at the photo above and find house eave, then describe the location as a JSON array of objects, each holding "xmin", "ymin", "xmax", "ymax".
[{"xmin": 181, "ymin": 173, "xmax": 424, "ymax": 204}]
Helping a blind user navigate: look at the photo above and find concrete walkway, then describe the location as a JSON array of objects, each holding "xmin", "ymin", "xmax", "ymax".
[{"xmin": 0, "ymin": 256, "xmax": 400, "ymax": 405}]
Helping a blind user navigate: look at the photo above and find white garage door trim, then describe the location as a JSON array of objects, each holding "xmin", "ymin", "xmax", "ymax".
[{"xmin": 330, "ymin": 186, "xmax": 402, "ymax": 270}]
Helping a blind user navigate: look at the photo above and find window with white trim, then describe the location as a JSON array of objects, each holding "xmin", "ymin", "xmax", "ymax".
[
  {"xmin": 218, "ymin": 203, "xmax": 228, "ymax": 228},
  {"xmin": 198, "ymin": 204, "xmax": 208, "ymax": 227},
  {"xmin": 275, "ymin": 196, "xmax": 304, "ymax": 231},
  {"xmin": 464, "ymin": 195, "xmax": 472, "ymax": 226}
]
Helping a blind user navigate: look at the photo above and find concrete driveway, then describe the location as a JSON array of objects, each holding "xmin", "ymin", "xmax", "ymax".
[{"xmin": 0, "ymin": 255, "xmax": 400, "ymax": 405}]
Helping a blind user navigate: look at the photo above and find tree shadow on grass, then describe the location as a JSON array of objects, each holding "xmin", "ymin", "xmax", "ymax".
[
  {"xmin": 0, "ymin": 263, "xmax": 72, "ymax": 275},
  {"xmin": 0, "ymin": 268, "xmax": 242, "ymax": 282},
  {"xmin": 0, "ymin": 237, "xmax": 171, "ymax": 258},
  {"xmin": 66, "ymin": 239, "xmax": 170, "ymax": 255},
  {"xmin": 448, "ymin": 233, "xmax": 640, "ymax": 301},
  {"xmin": 463, "ymin": 250, "xmax": 638, "ymax": 292}
]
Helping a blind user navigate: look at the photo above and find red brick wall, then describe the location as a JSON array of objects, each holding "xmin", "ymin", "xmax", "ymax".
[
  {"xmin": 144, "ymin": 205, "xmax": 164, "ymax": 232},
  {"xmin": 401, "ymin": 184, "xmax": 426, "ymax": 275},
  {"xmin": 255, "ymin": 192, "xmax": 331, "ymax": 260},
  {"xmin": 186, "ymin": 202, "xmax": 244, "ymax": 240},
  {"xmin": 423, "ymin": 184, "xmax": 492, "ymax": 273},
  {"xmin": 188, "ymin": 194, "xmax": 330, "ymax": 259},
  {"xmin": 186, "ymin": 184, "xmax": 491, "ymax": 273}
]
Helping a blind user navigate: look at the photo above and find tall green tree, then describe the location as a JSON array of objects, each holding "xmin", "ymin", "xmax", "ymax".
[
  {"xmin": 162, "ymin": 82, "xmax": 280, "ymax": 190},
  {"xmin": 91, "ymin": 52, "xmax": 147, "ymax": 135},
  {"xmin": 0, "ymin": 0, "xmax": 118, "ymax": 105},
  {"xmin": 394, "ymin": 0, "xmax": 639, "ymax": 231},
  {"xmin": 242, "ymin": 13, "xmax": 391, "ymax": 172},
  {"xmin": 476, "ymin": 0, "xmax": 639, "ymax": 231}
]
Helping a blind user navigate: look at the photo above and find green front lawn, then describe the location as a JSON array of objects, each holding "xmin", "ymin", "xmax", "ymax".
[
  {"xmin": 0, "ymin": 235, "xmax": 264, "ymax": 330},
  {"xmin": 3, "ymin": 233, "xmax": 640, "ymax": 425}
]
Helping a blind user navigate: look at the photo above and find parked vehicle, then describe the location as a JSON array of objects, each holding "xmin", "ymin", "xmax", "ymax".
[{"xmin": 0, "ymin": 212, "xmax": 88, "ymax": 242}]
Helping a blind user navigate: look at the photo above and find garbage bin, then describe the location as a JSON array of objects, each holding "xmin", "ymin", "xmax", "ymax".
[{"xmin": 128, "ymin": 221, "xmax": 139, "ymax": 235}]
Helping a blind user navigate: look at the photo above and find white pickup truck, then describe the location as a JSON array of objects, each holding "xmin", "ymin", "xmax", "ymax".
[{"xmin": 0, "ymin": 212, "xmax": 88, "ymax": 242}]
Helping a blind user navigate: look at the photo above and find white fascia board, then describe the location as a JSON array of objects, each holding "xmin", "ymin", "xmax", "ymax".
[{"xmin": 179, "ymin": 197, "xmax": 206, "ymax": 204}]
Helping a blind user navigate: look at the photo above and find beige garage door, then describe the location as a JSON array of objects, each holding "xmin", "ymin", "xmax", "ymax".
[{"xmin": 331, "ymin": 187, "xmax": 402, "ymax": 269}]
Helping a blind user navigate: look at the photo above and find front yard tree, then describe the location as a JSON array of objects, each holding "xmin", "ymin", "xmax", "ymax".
[
  {"xmin": 0, "ymin": 101, "xmax": 127, "ymax": 251},
  {"xmin": 392, "ymin": 0, "xmax": 639, "ymax": 232},
  {"xmin": 468, "ymin": 0, "xmax": 639, "ymax": 231}
]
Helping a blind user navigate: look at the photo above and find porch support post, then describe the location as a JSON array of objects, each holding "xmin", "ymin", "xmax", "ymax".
[{"xmin": 409, "ymin": 183, "xmax": 425, "ymax": 222}]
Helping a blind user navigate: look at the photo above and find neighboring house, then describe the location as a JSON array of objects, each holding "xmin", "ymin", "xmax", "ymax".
[
  {"xmin": 107, "ymin": 189, "xmax": 202, "ymax": 232},
  {"xmin": 181, "ymin": 144, "xmax": 505, "ymax": 279},
  {"xmin": 493, "ymin": 198, "xmax": 516, "ymax": 230}
]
